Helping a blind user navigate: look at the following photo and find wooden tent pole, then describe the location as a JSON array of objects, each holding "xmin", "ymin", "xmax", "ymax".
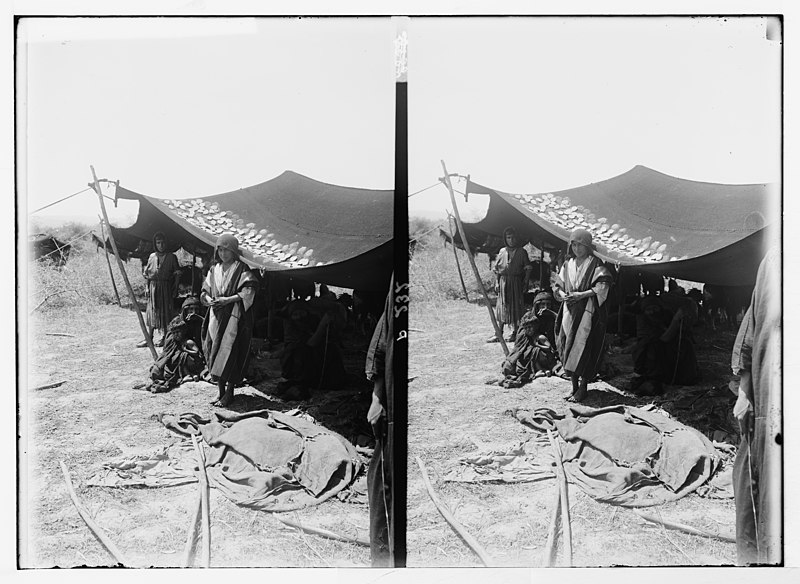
[
  {"xmin": 98, "ymin": 217, "xmax": 121, "ymax": 307},
  {"xmin": 547, "ymin": 430, "xmax": 573, "ymax": 566},
  {"xmin": 90, "ymin": 166, "xmax": 158, "ymax": 360},
  {"xmin": 441, "ymin": 160, "xmax": 508, "ymax": 356},
  {"xmin": 446, "ymin": 213, "xmax": 470, "ymax": 302},
  {"xmin": 191, "ymin": 247, "xmax": 198, "ymax": 295},
  {"xmin": 540, "ymin": 243, "xmax": 546, "ymax": 289}
]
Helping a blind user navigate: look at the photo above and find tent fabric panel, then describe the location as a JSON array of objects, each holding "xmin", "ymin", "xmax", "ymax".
[
  {"xmin": 464, "ymin": 165, "xmax": 777, "ymax": 284},
  {"xmin": 111, "ymin": 171, "xmax": 394, "ymax": 291}
]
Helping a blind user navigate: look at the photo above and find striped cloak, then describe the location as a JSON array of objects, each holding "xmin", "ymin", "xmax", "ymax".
[
  {"xmin": 555, "ymin": 256, "xmax": 613, "ymax": 379},
  {"xmin": 201, "ymin": 261, "xmax": 258, "ymax": 384}
]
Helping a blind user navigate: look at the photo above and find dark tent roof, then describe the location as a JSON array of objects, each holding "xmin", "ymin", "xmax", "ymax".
[
  {"xmin": 465, "ymin": 165, "xmax": 779, "ymax": 285},
  {"xmin": 110, "ymin": 171, "xmax": 393, "ymax": 291}
]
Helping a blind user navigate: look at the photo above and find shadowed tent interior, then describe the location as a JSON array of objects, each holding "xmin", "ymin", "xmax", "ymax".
[
  {"xmin": 438, "ymin": 225, "xmax": 504, "ymax": 257},
  {"xmin": 108, "ymin": 171, "xmax": 394, "ymax": 291},
  {"xmin": 463, "ymin": 166, "xmax": 779, "ymax": 286}
]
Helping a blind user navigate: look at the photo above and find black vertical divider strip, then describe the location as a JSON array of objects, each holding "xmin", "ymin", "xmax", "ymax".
[{"xmin": 392, "ymin": 78, "xmax": 409, "ymax": 567}]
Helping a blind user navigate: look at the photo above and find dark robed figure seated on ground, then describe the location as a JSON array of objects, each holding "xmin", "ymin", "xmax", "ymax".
[
  {"xmin": 147, "ymin": 296, "xmax": 206, "ymax": 393},
  {"xmin": 275, "ymin": 296, "xmax": 348, "ymax": 401},
  {"xmin": 630, "ymin": 294, "xmax": 700, "ymax": 395},
  {"xmin": 501, "ymin": 291, "xmax": 559, "ymax": 388}
]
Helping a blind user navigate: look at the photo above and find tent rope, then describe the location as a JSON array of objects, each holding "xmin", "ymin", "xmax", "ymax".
[
  {"xmin": 408, "ymin": 182, "xmax": 441, "ymax": 198},
  {"xmin": 29, "ymin": 187, "xmax": 113, "ymax": 215},
  {"xmin": 29, "ymin": 187, "xmax": 92, "ymax": 215},
  {"xmin": 410, "ymin": 221, "xmax": 445, "ymax": 242}
]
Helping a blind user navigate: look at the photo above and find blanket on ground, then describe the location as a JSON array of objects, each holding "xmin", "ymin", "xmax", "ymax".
[
  {"xmin": 168, "ymin": 409, "xmax": 362, "ymax": 512},
  {"xmin": 88, "ymin": 410, "xmax": 361, "ymax": 512},
  {"xmin": 513, "ymin": 404, "xmax": 719, "ymax": 507},
  {"xmin": 443, "ymin": 441, "xmax": 555, "ymax": 484},
  {"xmin": 86, "ymin": 443, "xmax": 198, "ymax": 488}
]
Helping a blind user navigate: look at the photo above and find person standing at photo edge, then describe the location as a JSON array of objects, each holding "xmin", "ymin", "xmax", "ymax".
[
  {"xmin": 553, "ymin": 228, "xmax": 613, "ymax": 402},
  {"xmin": 201, "ymin": 234, "xmax": 258, "ymax": 407},
  {"xmin": 365, "ymin": 275, "xmax": 394, "ymax": 567},
  {"xmin": 731, "ymin": 246, "xmax": 781, "ymax": 565}
]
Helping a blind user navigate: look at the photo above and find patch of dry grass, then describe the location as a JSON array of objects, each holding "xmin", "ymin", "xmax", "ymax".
[
  {"xmin": 29, "ymin": 249, "xmax": 147, "ymax": 314},
  {"xmin": 410, "ymin": 233, "xmax": 495, "ymax": 307}
]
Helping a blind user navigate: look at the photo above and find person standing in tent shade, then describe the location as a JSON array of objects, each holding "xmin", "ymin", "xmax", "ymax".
[
  {"xmin": 489, "ymin": 226, "xmax": 532, "ymax": 343},
  {"xmin": 201, "ymin": 235, "xmax": 259, "ymax": 407},
  {"xmin": 731, "ymin": 246, "xmax": 781, "ymax": 565},
  {"xmin": 138, "ymin": 232, "xmax": 181, "ymax": 348},
  {"xmin": 552, "ymin": 228, "xmax": 614, "ymax": 402}
]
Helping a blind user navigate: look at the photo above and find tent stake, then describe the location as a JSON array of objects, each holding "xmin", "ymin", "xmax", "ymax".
[
  {"xmin": 98, "ymin": 217, "xmax": 121, "ymax": 307},
  {"xmin": 633, "ymin": 510, "xmax": 736, "ymax": 543},
  {"xmin": 274, "ymin": 515, "xmax": 371, "ymax": 547},
  {"xmin": 90, "ymin": 166, "xmax": 158, "ymax": 360},
  {"xmin": 440, "ymin": 160, "xmax": 508, "ymax": 356},
  {"xmin": 446, "ymin": 213, "xmax": 470, "ymax": 302}
]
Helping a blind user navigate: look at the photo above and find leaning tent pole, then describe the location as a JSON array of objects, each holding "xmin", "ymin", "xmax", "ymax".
[
  {"xmin": 540, "ymin": 243, "xmax": 546, "ymax": 289},
  {"xmin": 90, "ymin": 165, "xmax": 158, "ymax": 360},
  {"xmin": 98, "ymin": 217, "xmax": 122, "ymax": 307},
  {"xmin": 440, "ymin": 160, "xmax": 508, "ymax": 356},
  {"xmin": 446, "ymin": 213, "xmax": 470, "ymax": 302}
]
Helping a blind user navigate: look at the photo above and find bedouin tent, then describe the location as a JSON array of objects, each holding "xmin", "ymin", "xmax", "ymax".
[
  {"xmin": 463, "ymin": 165, "xmax": 779, "ymax": 286},
  {"xmin": 109, "ymin": 171, "xmax": 394, "ymax": 291}
]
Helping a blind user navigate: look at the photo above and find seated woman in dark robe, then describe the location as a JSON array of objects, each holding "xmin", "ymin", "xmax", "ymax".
[
  {"xmin": 148, "ymin": 296, "xmax": 205, "ymax": 393},
  {"xmin": 276, "ymin": 297, "xmax": 347, "ymax": 400},
  {"xmin": 500, "ymin": 291, "xmax": 559, "ymax": 388},
  {"xmin": 630, "ymin": 295, "xmax": 700, "ymax": 395}
]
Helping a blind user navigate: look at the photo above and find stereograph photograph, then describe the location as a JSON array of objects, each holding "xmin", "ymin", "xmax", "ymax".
[
  {"xmin": 14, "ymin": 8, "xmax": 787, "ymax": 576},
  {"xmin": 18, "ymin": 16, "xmax": 398, "ymax": 568}
]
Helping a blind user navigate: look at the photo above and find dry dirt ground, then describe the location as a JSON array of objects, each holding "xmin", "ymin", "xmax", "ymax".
[
  {"xmin": 408, "ymin": 298, "xmax": 740, "ymax": 567},
  {"xmin": 22, "ymin": 303, "xmax": 374, "ymax": 568}
]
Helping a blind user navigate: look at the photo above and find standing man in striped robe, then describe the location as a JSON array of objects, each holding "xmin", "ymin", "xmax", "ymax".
[
  {"xmin": 553, "ymin": 228, "xmax": 614, "ymax": 402},
  {"xmin": 201, "ymin": 234, "xmax": 259, "ymax": 407}
]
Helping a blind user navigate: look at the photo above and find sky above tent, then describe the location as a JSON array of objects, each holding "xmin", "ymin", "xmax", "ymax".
[
  {"xmin": 408, "ymin": 16, "xmax": 781, "ymax": 220},
  {"xmin": 20, "ymin": 17, "xmax": 396, "ymax": 226}
]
